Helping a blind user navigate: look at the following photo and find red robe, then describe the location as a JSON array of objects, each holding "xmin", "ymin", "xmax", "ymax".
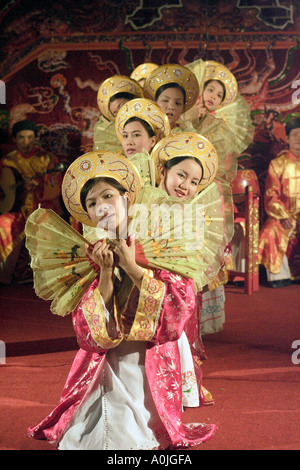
[
  {"xmin": 28, "ymin": 270, "xmax": 217, "ymax": 449},
  {"xmin": 259, "ymin": 150, "xmax": 300, "ymax": 277}
]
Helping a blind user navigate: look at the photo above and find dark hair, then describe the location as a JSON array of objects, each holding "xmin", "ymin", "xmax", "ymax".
[
  {"xmin": 204, "ymin": 79, "xmax": 226, "ymax": 102},
  {"xmin": 124, "ymin": 116, "xmax": 155, "ymax": 137},
  {"xmin": 80, "ymin": 177, "xmax": 127, "ymax": 212},
  {"xmin": 164, "ymin": 156, "xmax": 204, "ymax": 183},
  {"xmin": 109, "ymin": 92, "xmax": 135, "ymax": 105},
  {"xmin": 12, "ymin": 119, "xmax": 37, "ymax": 138},
  {"xmin": 285, "ymin": 117, "xmax": 300, "ymax": 136},
  {"xmin": 155, "ymin": 83, "xmax": 186, "ymax": 105}
]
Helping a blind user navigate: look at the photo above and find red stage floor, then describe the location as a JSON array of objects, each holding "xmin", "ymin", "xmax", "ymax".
[{"xmin": 0, "ymin": 282, "xmax": 299, "ymax": 450}]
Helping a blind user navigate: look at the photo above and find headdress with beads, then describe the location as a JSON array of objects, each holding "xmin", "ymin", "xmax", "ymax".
[
  {"xmin": 62, "ymin": 151, "xmax": 142, "ymax": 226},
  {"xmin": 151, "ymin": 132, "xmax": 218, "ymax": 192},
  {"xmin": 97, "ymin": 75, "xmax": 143, "ymax": 121}
]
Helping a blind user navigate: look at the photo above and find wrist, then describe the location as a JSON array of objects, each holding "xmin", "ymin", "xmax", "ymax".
[
  {"xmin": 101, "ymin": 266, "xmax": 114, "ymax": 274},
  {"xmin": 126, "ymin": 263, "xmax": 143, "ymax": 287}
]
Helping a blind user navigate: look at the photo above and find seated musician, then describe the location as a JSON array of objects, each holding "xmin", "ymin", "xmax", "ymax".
[
  {"xmin": 0, "ymin": 120, "xmax": 63, "ymax": 284},
  {"xmin": 258, "ymin": 117, "xmax": 300, "ymax": 287}
]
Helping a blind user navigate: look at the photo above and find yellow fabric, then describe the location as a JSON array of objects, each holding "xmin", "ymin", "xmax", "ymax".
[
  {"xmin": 129, "ymin": 150, "xmax": 156, "ymax": 186},
  {"xmin": 266, "ymin": 151, "xmax": 300, "ymax": 218},
  {"xmin": 258, "ymin": 219, "xmax": 292, "ymax": 273},
  {"xmin": 25, "ymin": 207, "xmax": 97, "ymax": 317},
  {"xmin": 123, "ymin": 271, "xmax": 165, "ymax": 341},
  {"xmin": 93, "ymin": 115, "xmax": 123, "ymax": 153},
  {"xmin": 258, "ymin": 150, "xmax": 300, "ymax": 274},
  {"xmin": 3, "ymin": 148, "xmax": 51, "ymax": 218},
  {"xmin": 215, "ymin": 93, "xmax": 254, "ymax": 157},
  {"xmin": 81, "ymin": 288, "xmax": 122, "ymax": 349}
]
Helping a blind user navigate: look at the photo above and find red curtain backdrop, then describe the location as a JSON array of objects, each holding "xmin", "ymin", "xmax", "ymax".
[{"xmin": 0, "ymin": 0, "xmax": 300, "ymax": 216}]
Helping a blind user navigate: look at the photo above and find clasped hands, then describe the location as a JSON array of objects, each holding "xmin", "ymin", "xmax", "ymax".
[{"xmin": 85, "ymin": 235, "xmax": 137, "ymax": 273}]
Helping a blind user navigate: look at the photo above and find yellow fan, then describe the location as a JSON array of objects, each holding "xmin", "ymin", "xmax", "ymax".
[
  {"xmin": 25, "ymin": 183, "xmax": 227, "ymax": 317},
  {"xmin": 128, "ymin": 184, "xmax": 226, "ymax": 288},
  {"xmin": 25, "ymin": 208, "xmax": 97, "ymax": 317}
]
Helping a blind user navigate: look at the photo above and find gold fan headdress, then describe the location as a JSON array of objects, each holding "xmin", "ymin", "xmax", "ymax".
[
  {"xmin": 61, "ymin": 151, "xmax": 142, "ymax": 227},
  {"xmin": 151, "ymin": 132, "xmax": 218, "ymax": 192},
  {"xmin": 130, "ymin": 63, "xmax": 159, "ymax": 82},
  {"xmin": 143, "ymin": 64, "xmax": 199, "ymax": 112},
  {"xmin": 97, "ymin": 75, "xmax": 143, "ymax": 121},
  {"xmin": 115, "ymin": 98, "xmax": 171, "ymax": 143},
  {"xmin": 204, "ymin": 60, "xmax": 238, "ymax": 106}
]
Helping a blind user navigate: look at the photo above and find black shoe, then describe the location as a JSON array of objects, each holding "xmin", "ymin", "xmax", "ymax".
[{"xmin": 268, "ymin": 279, "xmax": 291, "ymax": 288}]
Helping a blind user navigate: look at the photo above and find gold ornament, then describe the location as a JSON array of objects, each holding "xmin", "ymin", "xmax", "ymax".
[
  {"xmin": 115, "ymin": 98, "xmax": 171, "ymax": 142},
  {"xmin": 130, "ymin": 63, "xmax": 159, "ymax": 82},
  {"xmin": 151, "ymin": 132, "xmax": 218, "ymax": 191},
  {"xmin": 62, "ymin": 151, "xmax": 142, "ymax": 226},
  {"xmin": 97, "ymin": 75, "xmax": 143, "ymax": 121},
  {"xmin": 143, "ymin": 64, "xmax": 199, "ymax": 111}
]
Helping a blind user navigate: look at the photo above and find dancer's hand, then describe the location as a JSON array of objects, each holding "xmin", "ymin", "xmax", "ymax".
[
  {"xmin": 114, "ymin": 235, "xmax": 143, "ymax": 289},
  {"xmin": 195, "ymin": 96, "xmax": 207, "ymax": 118},
  {"xmin": 86, "ymin": 240, "xmax": 114, "ymax": 271}
]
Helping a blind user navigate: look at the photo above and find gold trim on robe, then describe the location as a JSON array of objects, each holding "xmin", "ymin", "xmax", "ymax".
[
  {"xmin": 82, "ymin": 288, "xmax": 122, "ymax": 349},
  {"xmin": 123, "ymin": 271, "xmax": 165, "ymax": 342},
  {"xmin": 258, "ymin": 150, "xmax": 300, "ymax": 274}
]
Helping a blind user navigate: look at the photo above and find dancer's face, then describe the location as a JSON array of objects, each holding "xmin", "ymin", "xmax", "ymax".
[
  {"xmin": 159, "ymin": 158, "xmax": 202, "ymax": 200},
  {"xmin": 203, "ymin": 80, "xmax": 224, "ymax": 112},
  {"xmin": 85, "ymin": 181, "xmax": 129, "ymax": 234},
  {"xmin": 122, "ymin": 121, "xmax": 156, "ymax": 157},
  {"xmin": 109, "ymin": 98, "xmax": 130, "ymax": 117},
  {"xmin": 156, "ymin": 87, "xmax": 185, "ymax": 128}
]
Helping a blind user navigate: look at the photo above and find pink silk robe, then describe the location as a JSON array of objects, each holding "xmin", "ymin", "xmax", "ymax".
[{"xmin": 28, "ymin": 269, "xmax": 217, "ymax": 449}]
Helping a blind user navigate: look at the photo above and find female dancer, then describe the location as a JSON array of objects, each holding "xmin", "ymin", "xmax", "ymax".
[
  {"xmin": 184, "ymin": 60, "xmax": 253, "ymax": 334},
  {"xmin": 143, "ymin": 64, "xmax": 199, "ymax": 133},
  {"xmin": 151, "ymin": 132, "xmax": 225, "ymax": 407},
  {"xmin": 115, "ymin": 97, "xmax": 170, "ymax": 185},
  {"xmin": 26, "ymin": 150, "xmax": 217, "ymax": 449},
  {"xmin": 93, "ymin": 75, "xmax": 143, "ymax": 153}
]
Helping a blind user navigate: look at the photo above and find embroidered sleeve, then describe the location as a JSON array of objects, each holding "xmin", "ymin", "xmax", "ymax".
[
  {"xmin": 264, "ymin": 160, "xmax": 290, "ymax": 220},
  {"xmin": 73, "ymin": 283, "xmax": 122, "ymax": 351},
  {"xmin": 152, "ymin": 271, "xmax": 197, "ymax": 345},
  {"xmin": 122, "ymin": 272, "xmax": 165, "ymax": 342},
  {"xmin": 121, "ymin": 270, "xmax": 197, "ymax": 346}
]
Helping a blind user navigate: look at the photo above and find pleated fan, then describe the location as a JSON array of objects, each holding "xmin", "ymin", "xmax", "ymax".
[{"xmin": 25, "ymin": 183, "xmax": 226, "ymax": 317}]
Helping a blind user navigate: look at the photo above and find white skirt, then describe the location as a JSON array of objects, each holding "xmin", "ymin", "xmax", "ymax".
[{"xmin": 58, "ymin": 341, "xmax": 164, "ymax": 450}]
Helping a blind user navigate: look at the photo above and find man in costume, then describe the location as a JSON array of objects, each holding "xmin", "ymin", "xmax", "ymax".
[
  {"xmin": 0, "ymin": 119, "xmax": 62, "ymax": 284},
  {"xmin": 259, "ymin": 117, "xmax": 300, "ymax": 286}
]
